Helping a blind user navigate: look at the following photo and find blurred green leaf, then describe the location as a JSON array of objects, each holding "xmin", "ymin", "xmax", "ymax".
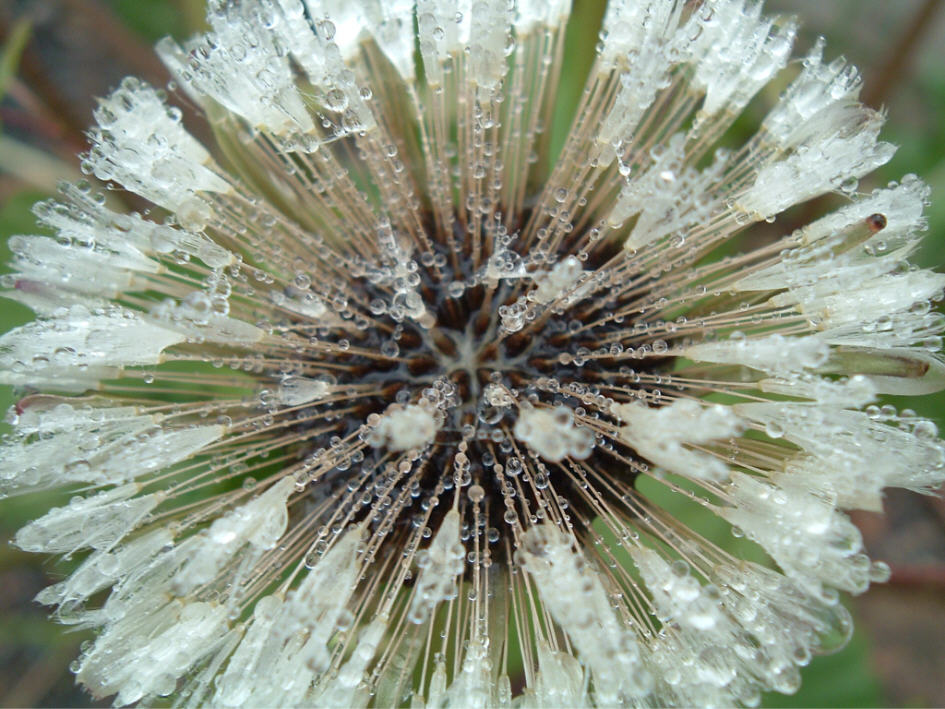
[
  {"xmin": 102, "ymin": 0, "xmax": 188, "ymax": 42},
  {"xmin": 0, "ymin": 17, "xmax": 31, "ymax": 103}
]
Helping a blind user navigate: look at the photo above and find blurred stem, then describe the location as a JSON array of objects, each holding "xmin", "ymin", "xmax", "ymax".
[
  {"xmin": 863, "ymin": 0, "xmax": 943, "ymax": 108},
  {"xmin": 0, "ymin": 17, "xmax": 31, "ymax": 101},
  {"xmin": 888, "ymin": 564, "xmax": 945, "ymax": 586},
  {"xmin": 0, "ymin": 134, "xmax": 82, "ymax": 192},
  {"xmin": 60, "ymin": 0, "xmax": 170, "ymax": 78}
]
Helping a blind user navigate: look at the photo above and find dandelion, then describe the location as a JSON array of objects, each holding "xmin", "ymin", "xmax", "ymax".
[{"xmin": 2, "ymin": 0, "xmax": 944, "ymax": 706}]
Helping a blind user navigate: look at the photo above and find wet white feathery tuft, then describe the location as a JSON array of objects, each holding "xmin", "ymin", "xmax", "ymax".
[{"xmin": 2, "ymin": 0, "xmax": 944, "ymax": 706}]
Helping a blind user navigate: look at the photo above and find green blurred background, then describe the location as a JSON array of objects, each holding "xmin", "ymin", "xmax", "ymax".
[{"xmin": 0, "ymin": 0, "xmax": 943, "ymax": 706}]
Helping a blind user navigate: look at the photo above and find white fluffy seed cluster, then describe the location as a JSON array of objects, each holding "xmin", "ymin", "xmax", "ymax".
[
  {"xmin": 529, "ymin": 256, "xmax": 589, "ymax": 305},
  {"xmin": 408, "ymin": 509, "xmax": 465, "ymax": 623},
  {"xmin": 86, "ymin": 78, "xmax": 232, "ymax": 212},
  {"xmin": 513, "ymin": 405, "xmax": 595, "ymax": 462},
  {"xmin": 15, "ymin": 483, "xmax": 162, "ymax": 555},
  {"xmin": 517, "ymin": 526, "xmax": 651, "ymax": 703},
  {"xmin": 0, "ymin": 403, "xmax": 223, "ymax": 495},
  {"xmin": 368, "ymin": 403, "xmax": 441, "ymax": 451},
  {"xmin": 173, "ymin": 477, "xmax": 295, "ymax": 594},
  {"xmin": 612, "ymin": 399, "xmax": 743, "ymax": 481}
]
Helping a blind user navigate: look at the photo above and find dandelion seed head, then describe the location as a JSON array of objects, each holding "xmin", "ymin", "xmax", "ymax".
[{"xmin": 2, "ymin": 0, "xmax": 944, "ymax": 706}]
